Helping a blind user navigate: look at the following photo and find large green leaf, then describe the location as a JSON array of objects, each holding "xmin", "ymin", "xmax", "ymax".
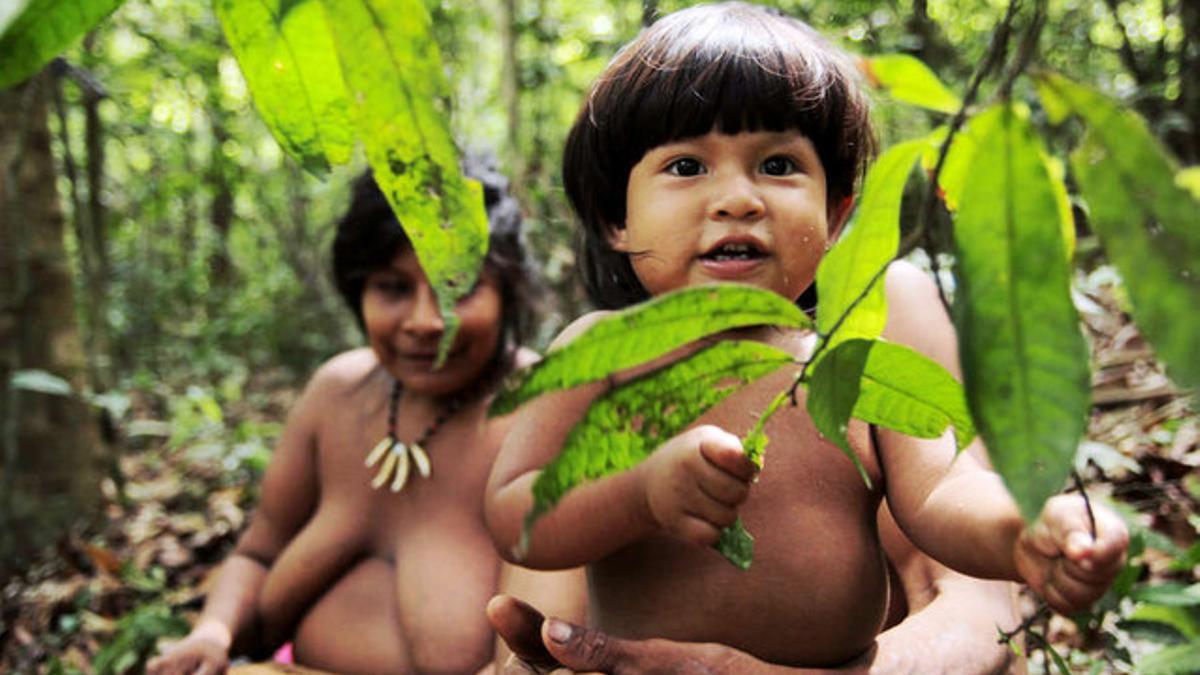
[
  {"xmin": 214, "ymin": 0, "xmax": 354, "ymax": 176},
  {"xmin": 936, "ymin": 124, "xmax": 1074, "ymax": 259},
  {"xmin": 952, "ymin": 104, "xmax": 1091, "ymax": 522},
  {"xmin": 322, "ymin": 0, "xmax": 488, "ymax": 364},
  {"xmin": 491, "ymin": 284, "xmax": 810, "ymax": 416},
  {"xmin": 0, "ymin": 0, "xmax": 125, "ymax": 89},
  {"xmin": 525, "ymin": 340, "xmax": 795, "ymax": 569},
  {"xmin": 855, "ymin": 340, "xmax": 976, "ymax": 450},
  {"xmin": 816, "ymin": 139, "xmax": 927, "ymax": 350},
  {"xmin": 864, "ymin": 54, "xmax": 961, "ymax": 115},
  {"xmin": 1138, "ymin": 641, "xmax": 1200, "ymax": 675},
  {"xmin": 1036, "ymin": 73, "xmax": 1200, "ymax": 390},
  {"xmin": 806, "ymin": 338, "xmax": 873, "ymax": 487}
]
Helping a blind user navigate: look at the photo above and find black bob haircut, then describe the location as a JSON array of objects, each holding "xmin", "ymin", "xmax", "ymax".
[
  {"xmin": 563, "ymin": 1, "xmax": 877, "ymax": 309},
  {"xmin": 331, "ymin": 156, "xmax": 539, "ymax": 362}
]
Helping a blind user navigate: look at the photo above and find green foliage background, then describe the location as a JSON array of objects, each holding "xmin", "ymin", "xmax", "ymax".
[{"xmin": 1, "ymin": 0, "xmax": 1198, "ymax": 672}]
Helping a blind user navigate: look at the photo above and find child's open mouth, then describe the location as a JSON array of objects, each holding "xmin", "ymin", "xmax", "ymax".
[{"xmin": 700, "ymin": 242, "xmax": 766, "ymax": 262}]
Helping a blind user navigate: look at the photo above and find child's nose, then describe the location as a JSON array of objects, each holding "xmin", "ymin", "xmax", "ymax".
[
  {"xmin": 708, "ymin": 173, "xmax": 764, "ymax": 220},
  {"xmin": 403, "ymin": 285, "xmax": 445, "ymax": 337}
]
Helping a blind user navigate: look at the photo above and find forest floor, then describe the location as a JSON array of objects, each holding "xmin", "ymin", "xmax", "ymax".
[{"xmin": 1, "ymin": 266, "xmax": 1197, "ymax": 674}]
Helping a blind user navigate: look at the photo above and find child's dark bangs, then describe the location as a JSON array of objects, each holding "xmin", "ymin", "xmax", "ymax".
[{"xmin": 625, "ymin": 41, "xmax": 833, "ymax": 156}]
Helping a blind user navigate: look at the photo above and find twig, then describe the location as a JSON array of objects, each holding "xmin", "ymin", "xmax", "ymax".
[
  {"xmin": 998, "ymin": 603, "xmax": 1050, "ymax": 646},
  {"xmin": 1070, "ymin": 470, "xmax": 1097, "ymax": 539},
  {"xmin": 996, "ymin": 0, "xmax": 1047, "ymax": 100}
]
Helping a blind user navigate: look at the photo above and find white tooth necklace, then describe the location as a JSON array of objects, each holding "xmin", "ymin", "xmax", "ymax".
[{"xmin": 366, "ymin": 380, "xmax": 461, "ymax": 492}]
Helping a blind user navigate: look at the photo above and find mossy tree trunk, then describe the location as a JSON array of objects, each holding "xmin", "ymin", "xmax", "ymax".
[{"xmin": 0, "ymin": 69, "xmax": 104, "ymax": 582}]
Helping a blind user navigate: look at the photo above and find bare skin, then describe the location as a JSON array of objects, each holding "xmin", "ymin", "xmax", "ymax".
[
  {"xmin": 486, "ymin": 261, "xmax": 1129, "ymax": 669},
  {"xmin": 150, "ymin": 250, "xmax": 532, "ymax": 675}
]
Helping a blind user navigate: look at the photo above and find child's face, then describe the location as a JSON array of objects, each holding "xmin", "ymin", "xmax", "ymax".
[
  {"xmin": 362, "ymin": 247, "xmax": 502, "ymax": 396},
  {"xmin": 612, "ymin": 130, "xmax": 834, "ymax": 301}
]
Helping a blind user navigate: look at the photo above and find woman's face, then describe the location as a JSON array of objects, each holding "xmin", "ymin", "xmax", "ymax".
[{"xmin": 361, "ymin": 247, "xmax": 503, "ymax": 397}]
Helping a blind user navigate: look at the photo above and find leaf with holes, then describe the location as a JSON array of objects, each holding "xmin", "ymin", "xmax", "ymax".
[
  {"xmin": 951, "ymin": 104, "xmax": 1091, "ymax": 522},
  {"xmin": 322, "ymin": 0, "xmax": 487, "ymax": 365},
  {"xmin": 524, "ymin": 340, "xmax": 794, "ymax": 569},
  {"xmin": 491, "ymin": 284, "xmax": 810, "ymax": 416}
]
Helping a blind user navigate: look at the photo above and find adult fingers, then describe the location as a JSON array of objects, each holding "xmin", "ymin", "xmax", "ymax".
[
  {"xmin": 543, "ymin": 619, "xmax": 630, "ymax": 675},
  {"xmin": 487, "ymin": 595, "xmax": 560, "ymax": 672}
]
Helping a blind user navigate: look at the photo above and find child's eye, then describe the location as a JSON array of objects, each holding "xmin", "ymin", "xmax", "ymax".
[
  {"xmin": 761, "ymin": 156, "xmax": 800, "ymax": 176},
  {"xmin": 666, "ymin": 158, "xmax": 705, "ymax": 177}
]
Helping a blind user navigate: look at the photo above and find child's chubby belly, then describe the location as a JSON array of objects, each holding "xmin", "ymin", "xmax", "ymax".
[
  {"xmin": 589, "ymin": 366, "xmax": 889, "ymax": 667},
  {"xmin": 261, "ymin": 497, "xmax": 501, "ymax": 673}
]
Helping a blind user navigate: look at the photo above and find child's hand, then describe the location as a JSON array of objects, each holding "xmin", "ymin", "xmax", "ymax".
[
  {"xmin": 640, "ymin": 425, "xmax": 758, "ymax": 547},
  {"xmin": 1014, "ymin": 494, "xmax": 1129, "ymax": 615}
]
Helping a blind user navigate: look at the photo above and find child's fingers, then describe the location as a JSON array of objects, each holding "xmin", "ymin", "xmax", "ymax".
[
  {"xmin": 670, "ymin": 513, "xmax": 723, "ymax": 547},
  {"xmin": 695, "ymin": 426, "xmax": 756, "ymax": 481},
  {"xmin": 691, "ymin": 456, "xmax": 751, "ymax": 507},
  {"xmin": 1044, "ymin": 559, "xmax": 1109, "ymax": 613}
]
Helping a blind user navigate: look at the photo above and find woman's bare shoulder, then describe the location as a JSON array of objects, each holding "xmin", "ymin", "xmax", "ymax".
[{"xmin": 305, "ymin": 347, "xmax": 381, "ymax": 398}]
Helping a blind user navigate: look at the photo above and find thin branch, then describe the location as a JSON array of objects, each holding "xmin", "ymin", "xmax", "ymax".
[
  {"xmin": 1070, "ymin": 470, "xmax": 1098, "ymax": 539},
  {"xmin": 997, "ymin": 0, "xmax": 1047, "ymax": 100},
  {"xmin": 997, "ymin": 603, "xmax": 1049, "ymax": 646}
]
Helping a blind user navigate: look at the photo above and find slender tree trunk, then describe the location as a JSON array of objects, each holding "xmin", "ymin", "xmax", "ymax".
[
  {"xmin": 0, "ymin": 70, "xmax": 104, "ymax": 582},
  {"xmin": 1178, "ymin": 0, "xmax": 1200, "ymax": 163},
  {"xmin": 500, "ymin": 0, "xmax": 523, "ymax": 195}
]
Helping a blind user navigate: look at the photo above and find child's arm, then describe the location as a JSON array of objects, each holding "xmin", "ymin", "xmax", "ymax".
[
  {"xmin": 148, "ymin": 355, "xmax": 333, "ymax": 673},
  {"xmin": 485, "ymin": 313, "xmax": 758, "ymax": 569},
  {"xmin": 876, "ymin": 262, "xmax": 1127, "ymax": 614}
]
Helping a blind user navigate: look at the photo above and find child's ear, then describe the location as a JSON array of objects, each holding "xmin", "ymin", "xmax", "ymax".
[
  {"xmin": 828, "ymin": 195, "xmax": 855, "ymax": 240},
  {"xmin": 607, "ymin": 224, "xmax": 631, "ymax": 252}
]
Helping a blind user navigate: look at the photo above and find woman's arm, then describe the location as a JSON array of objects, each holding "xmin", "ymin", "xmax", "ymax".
[{"xmin": 148, "ymin": 355, "xmax": 339, "ymax": 673}]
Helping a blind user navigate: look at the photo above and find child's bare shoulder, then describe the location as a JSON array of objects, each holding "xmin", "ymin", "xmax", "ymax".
[{"xmin": 547, "ymin": 310, "xmax": 615, "ymax": 350}]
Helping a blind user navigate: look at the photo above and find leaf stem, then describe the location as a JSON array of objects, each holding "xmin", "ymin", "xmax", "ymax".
[{"xmin": 1070, "ymin": 469, "xmax": 1097, "ymax": 539}]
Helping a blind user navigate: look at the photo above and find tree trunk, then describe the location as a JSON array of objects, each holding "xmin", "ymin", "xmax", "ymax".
[
  {"xmin": 0, "ymin": 70, "xmax": 104, "ymax": 582},
  {"xmin": 500, "ymin": 0, "xmax": 523, "ymax": 195}
]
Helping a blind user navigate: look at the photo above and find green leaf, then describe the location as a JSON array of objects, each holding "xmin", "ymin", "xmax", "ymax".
[
  {"xmin": 0, "ymin": 0, "xmax": 125, "ymax": 89},
  {"xmin": 10, "ymin": 369, "xmax": 73, "ymax": 397},
  {"xmin": 716, "ymin": 518, "xmax": 755, "ymax": 571},
  {"xmin": 491, "ymin": 284, "xmax": 810, "ymax": 416},
  {"xmin": 322, "ymin": 0, "xmax": 488, "ymax": 365},
  {"xmin": 864, "ymin": 54, "xmax": 962, "ymax": 115},
  {"xmin": 952, "ymin": 104, "xmax": 1091, "ymax": 522},
  {"xmin": 856, "ymin": 340, "xmax": 976, "ymax": 450},
  {"xmin": 214, "ymin": 0, "xmax": 354, "ymax": 176},
  {"xmin": 1178, "ymin": 167, "xmax": 1200, "ymax": 201},
  {"xmin": 1128, "ymin": 603, "xmax": 1200, "ymax": 641},
  {"xmin": 816, "ymin": 139, "xmax": 927, "ymax": 349},
  {"xmin": 1133, "ymin": 584, "xmax": 1200, "ymax": 608},
  {"xmin": 525, "ymin": 340, "xmax": 794, "ymax": 567},
  {"xmin": 1138, "ymin": 641, "xmax": 1200, "ymax": 675},
  {"xmin": 806, "ymin": 339, "xmax": 873, "ymax": 487},
  {"xmin": 1036, "ymin": 73, "xmax": 1200, "ymax": 390},
  {"xmin": 936, "ymin": 120, "xmax": 1074, "ymax": 260}
]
